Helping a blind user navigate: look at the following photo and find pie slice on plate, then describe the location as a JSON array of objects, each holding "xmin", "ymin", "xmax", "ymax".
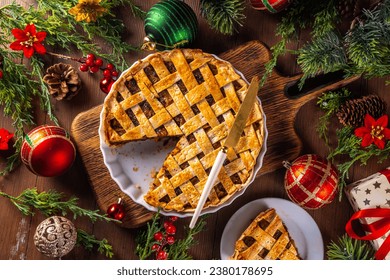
[
  {"xmin": 101, "ymin": 48, "xmax": 265, "ymax": 212},
  {"xmin": 231, "ymin": 208, "xmax": 301, "ymax": 260}
]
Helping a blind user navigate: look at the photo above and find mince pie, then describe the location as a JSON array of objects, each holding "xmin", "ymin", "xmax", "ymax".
[
  {"xmin": 102, "ymin": 48, "xmax": 265, "ymax": 212},
  {"xmin": 231, "ymin": 208, "xmax": 301, "ymax": 260}
]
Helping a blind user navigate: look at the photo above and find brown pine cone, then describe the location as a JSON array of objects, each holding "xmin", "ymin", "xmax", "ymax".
[
  {"xmin": 43, "ymin": 63, "xmax": 81, "ymax": 100},
  {"xmin": 336, "ymin": 94, "xmax": 387, "ymax": 127}
]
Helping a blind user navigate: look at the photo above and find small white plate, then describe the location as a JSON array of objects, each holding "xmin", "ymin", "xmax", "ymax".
[
  {"xmin": 220, "ymin": 197, "xmax": 324, "ymax": 260},
  {"xmin": 99, "ymin": 53, "xmax": 268, "ymax": 218}
]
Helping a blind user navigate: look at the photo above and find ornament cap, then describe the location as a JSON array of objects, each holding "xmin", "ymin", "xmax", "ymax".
[
  {"xmin": 282, "ymin": 160, "xmax": 291, "ymax": 169},
  {"xmin": 141, "ymin": 36, "xmax": 156, "ymax": 51}
]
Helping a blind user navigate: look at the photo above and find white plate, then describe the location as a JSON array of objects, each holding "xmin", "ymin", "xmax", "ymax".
[
  {"xmin": 99, "ymin": 53, "xmax": 268, "ymax": 218},
  {"xmin": 220, "ymin": 197, "xmax": 324, "ymax": 260}
]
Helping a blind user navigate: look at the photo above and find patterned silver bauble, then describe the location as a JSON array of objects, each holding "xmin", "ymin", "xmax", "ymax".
[{"xmin": 34, "ymin": 216, "xmax": 77, "ymax": 258}]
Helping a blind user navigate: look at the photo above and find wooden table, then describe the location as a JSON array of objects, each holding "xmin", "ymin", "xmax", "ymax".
[{"xmin": 0, "ymin": 0, "xmax": 388, "ymax": 260}]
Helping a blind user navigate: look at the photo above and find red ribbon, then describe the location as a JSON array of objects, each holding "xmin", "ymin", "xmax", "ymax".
[{"xmin": 345, "ymin": 208, "xmax": 390, "ymax": 260}]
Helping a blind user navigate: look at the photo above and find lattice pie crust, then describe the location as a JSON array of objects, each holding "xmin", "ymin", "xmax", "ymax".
[
  {"xmin": 102, "ymin": 49, "xmax": 265, "ymax": 212},
  {"xmin": 231, "ymin": 208, "xmax": 301, "ymax": 260}
]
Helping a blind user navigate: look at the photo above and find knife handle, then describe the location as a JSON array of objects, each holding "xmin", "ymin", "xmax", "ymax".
[{"xmin": 189, "ymin": 148, "xmax": 227, "ymax": 229}]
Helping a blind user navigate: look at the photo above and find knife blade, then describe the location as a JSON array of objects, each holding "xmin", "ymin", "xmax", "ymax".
[{"xmin": 189, "ymin": 76, "xmax": 260, "ymax": 228}]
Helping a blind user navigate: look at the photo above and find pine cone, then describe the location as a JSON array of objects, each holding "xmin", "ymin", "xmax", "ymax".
[
  {"xmin": 43, "ymin": 63, "xmax": 81, "ymax": 100},
  {"xmin": 336, "ymin": 95, "xmax": 387, "ymax": 127},
  {"xmin": 338, "ymin": 0, "xmax": 361, "ymax": 21}
]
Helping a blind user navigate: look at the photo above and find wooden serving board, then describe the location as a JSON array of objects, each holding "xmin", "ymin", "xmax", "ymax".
[{"xmin": 71, "ymin": 40, "xmax": 359, "ymax": 228}]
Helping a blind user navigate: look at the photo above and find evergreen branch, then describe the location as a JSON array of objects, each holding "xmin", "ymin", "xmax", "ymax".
[
  {"xmin": 316, "ymin": 88, "xmax": 351, "ymax": 145},
  {"xmin": 168, "ymin": 217, "xmax": 207, "ymax": 260},
  {"xmin": 326, "ymin": 234, "xmax": 374, "ymax": 260},
  {"xmin": 200, "ymin": 0, "xmax": 246, "ymax": 36},
  {"xmin": 76, "ymin": 229, "xmax": 114, "ymax": 258},
  {"xmin": 0, "ymin": 188, "xmax": 119, "ymax": 224},
  {"xmin": 135, "ymin": 209, "xmax": 162, "ymax": 260}
]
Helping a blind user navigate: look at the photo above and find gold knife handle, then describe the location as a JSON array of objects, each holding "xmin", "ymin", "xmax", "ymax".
[{"xmin": 189, "ymin": 147, "xmax": 227, "ymax": 229}]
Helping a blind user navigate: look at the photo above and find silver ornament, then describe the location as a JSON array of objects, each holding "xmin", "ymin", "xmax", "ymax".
[{"xmin": 34, "ymin": 216, "xmax": 77, "ymax": 258}]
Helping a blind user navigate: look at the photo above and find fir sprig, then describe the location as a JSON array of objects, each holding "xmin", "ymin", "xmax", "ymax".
[
  {"xmin": 0, "ymin": 188, "xmax": 119, "ymax": 223},
  {"xmin": 316, "ymin": 88, "xmax": 351, "ymax": 145},
  {"xmin": 326, "ymin": 234, "xmax": 374, "ymax": 260},
  {"xmin": 200, "ymin": 0, "xmax": 246, "ymax": 36},
  {"xmin": 76, "ymin": 229, "xmax": 114, "ymax": 258},
  {"xmin": 135, "ymin": 210, "xmax": 207, "ymax": 260}
]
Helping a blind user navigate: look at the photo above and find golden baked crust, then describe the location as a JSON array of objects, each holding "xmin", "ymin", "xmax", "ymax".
[
  {"xmin": 102, "ymin": 48, "xmax": 265, "ymax": 212},
  {"xmin": 231, "ymin": 208, "xmax": 300, "ymax": 260}
]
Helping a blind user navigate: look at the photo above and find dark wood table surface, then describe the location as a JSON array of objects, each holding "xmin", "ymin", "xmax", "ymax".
[{"xmin": 1, "ymin": 0, "xmax": 388, "ymax": 260}]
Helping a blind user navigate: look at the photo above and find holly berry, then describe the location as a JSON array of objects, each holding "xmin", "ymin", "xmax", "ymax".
[
  {"xmin": 89, "ymin": 65, "xmax": 100, "ymax": 73},
  {"xmin": 79, "ymin": 64, "xmax": 89, "ymax": 72},
  {"xmin": 154, "ymin": 231, "xmax": 163, "ymax": 241},
  {"xmin": 106, "ymin": 201, "xmax": 125, "ymax": 221},
  {"xmin": 163, "ymin": 220, "xmax": 172, "ymax": 229},
  {"xmin": 0, "ymin": 70, "xmax": 3, "ymax": 79},
  {"xmin": 103, "ymin": 69, "xmax": 112, "ymax": 77},
  {"xmin": 169, "ymin": 216, "xmax": 178, "ymax": 222},
  {"xmin": 151, "ymin": 244, "xmax": 160, "ymax": 251},
  {"xmin": 106, "ymin": 63, "xmax": 114, "ymax": 71},
  {"xmin": 156, "ymin": 250, "xmax": 168, "ymax": 260},
  {"xmin": 166, "ymin": 235, "xmax": 175, "ymax": 245},
  {"xmin": 166, "ymin": 224, "xmax": 176, "ymax": 235},
  {"xmin": 100, "ymin": 77, "xmax": 114, "ymax": 94},
  {"xmin": 111, "ymin": 70, "xmax": 119, "ymax": 77},
  {"xmin": 86, "ymin": 53, "xmax": 95, "ymax": 60},
  {"xmin": 85, "ymin": 58, "xmax": 95, "ymax": 67},
  {"xmin": 94, "ymin": 58, "xmax": 103, "ymax": 67}
]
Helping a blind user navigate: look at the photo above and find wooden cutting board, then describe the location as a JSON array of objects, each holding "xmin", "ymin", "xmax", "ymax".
[{"xmin": 71, "ymin": 40, "xmax": 359, "ymax": 228}]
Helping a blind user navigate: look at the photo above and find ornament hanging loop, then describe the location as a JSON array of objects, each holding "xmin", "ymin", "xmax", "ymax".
[
  {"xmin": 141, "ymin": 36, "xmax": 189, "ymax": 52},
  {"xmin": 282, "ymin": 160, "xmax": 291, "ymax": 169}
]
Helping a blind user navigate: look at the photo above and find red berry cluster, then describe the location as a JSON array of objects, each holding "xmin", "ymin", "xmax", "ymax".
[
  {"xmin": 78, "ymin": 53, "xmax": 119, "ymax": 94},
  {"xmin": 152, "ymin": 216, "xmax": 178, "ymax": 260},
  {"xmin": 0, "ymin": 70, "xmax": 3, "ymax": 79}
]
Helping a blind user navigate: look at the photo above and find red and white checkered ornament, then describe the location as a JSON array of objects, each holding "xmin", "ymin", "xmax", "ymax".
[
  {"xmin": 283, "ymin": 154, "xmax": 338, "ymax": 209},
  {"xmin": 250, "ymin": 0, "xmax": 292, "ymax": 13}
]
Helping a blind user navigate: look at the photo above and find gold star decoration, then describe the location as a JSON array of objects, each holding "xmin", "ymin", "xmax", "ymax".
[{"xmin": 69, "ymin": 0, "xmax": 107, "ymax": 23}]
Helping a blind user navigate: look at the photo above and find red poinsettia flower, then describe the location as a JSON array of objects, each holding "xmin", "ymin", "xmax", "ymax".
[
  {"xmin": 9, "ymin": 23, "xmax": 47, "ymax": 58},
  {"xmin": 354, "ymin": 114, "xmax": 390, "ymax": 149},
  {"xmin": 0, "ymin": 128, "xmax": 14, "ymax": 151}
]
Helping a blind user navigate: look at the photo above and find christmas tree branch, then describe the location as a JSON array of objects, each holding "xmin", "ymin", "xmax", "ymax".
[
  {"xmin": 0, "ymin": 188, "xmax": 120, "ymax": 223},
  {"xmin": 76, "ymin": 229, "xmax": 114, "ymax": 258},
  {"xmin": 326, "ymin": 234, "xmax": 374, "ymax": 260},
  {"xmin": 200, "ymin": 0, "xmax": 246, "ymax": 36}
]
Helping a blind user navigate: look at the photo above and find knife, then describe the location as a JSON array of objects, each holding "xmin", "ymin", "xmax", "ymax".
[{"xmin": 189, "ymin": 76, "xmax": 260, "ymax": 229}]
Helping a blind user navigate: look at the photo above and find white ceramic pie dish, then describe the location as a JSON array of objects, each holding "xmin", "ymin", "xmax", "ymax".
[{"xmin": 99, "ymin": 53, "xmax": 268, "ymax": 217}]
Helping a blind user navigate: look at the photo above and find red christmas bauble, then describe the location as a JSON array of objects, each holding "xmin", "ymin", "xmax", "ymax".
[
  {"xmin": 284, "ymin": 154, "xmax": 338, "ymax": 209},
  {"xmin": 250, "ymin": 0, "xmax": 292, "ymax": 13},
  {"xmin": 21, "ymin": 125, "xmax": 76, "ymax": 177},
  {"xmin": 107, "ymin": 199, "xmax": 125, "ymax": 221}
]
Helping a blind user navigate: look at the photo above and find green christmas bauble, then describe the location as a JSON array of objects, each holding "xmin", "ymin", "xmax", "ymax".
[{"xmin": 143, "ymin": 0, "xmax": 198, "ymax": 50}]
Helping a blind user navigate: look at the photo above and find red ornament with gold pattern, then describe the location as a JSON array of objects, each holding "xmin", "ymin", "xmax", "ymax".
[
  {"xmin": 283, "ymin": 154, "xmax": 338, "ymax": 209},
  {"xmin": 250, "ymin": 0, "xmax": 292, "ymax": 13},
  {"xmin": 21, "ymin": 125, "xmax": 76, "ymax": 177}
]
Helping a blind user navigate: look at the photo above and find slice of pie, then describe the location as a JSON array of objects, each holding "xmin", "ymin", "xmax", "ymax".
[
  {"xmin": 102, "ymin": 48, "xmax": 265, "ymax": 212},
  {"xmin": 231, "ymin": 208, "xmax": 301, "ymax": 260}
]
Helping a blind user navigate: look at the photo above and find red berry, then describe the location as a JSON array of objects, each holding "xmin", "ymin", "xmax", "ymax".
[
  {"xmin": 89, "ymin": 65, "xmax": 100, "ymax": 73},
  {"xmin": 86, "ymin": 53, "xmax": 95, "ymax": 60},
  {"xmin": 106, "ymin": 63, "xmax": 114, "ymax": 70},
  {"xmin": 151, "ymin": 244, "xmax": 160, "ymax": 251},
  {"xmin": 94, "ymin": 58, "xmax": 103, "ymax": 67},
  {"xmin": 169, "ymin": 216, "xmax": 178, "ymax": 222},
  {"xmin": 166, "ymin": 224, "xmax": 176, "ymax": 235},
  {"xmin": 85, "ymin": 58, "xmax": 94, "ymax": 66},
  {"xmin": 79, "ymin": 64, "xmax": 89, "ymax": 72},
  {"xmin": 0, "ymin": 70, "xmax": 3, "ymax": 79},
  {"xmin": 156, "ymin": 250, "xmax": 168, "ymax": 260},
  {"xmin": 163, "ymin": 221, "xmax": 172, "ymax": 229},
  {"xmin": 154, "ymin": 232, "xmax": 163, "ymax": 241},
  {"xmin": 166, "ymin": 235, "xmax": 175, "ymax": 245},
  {"xmin": 111, "ymin": 70, "xmax": 119, "ymax": 77},
  {"xmin": 103, "ymin": 69, "xmax": 112, "ymax": 77}
]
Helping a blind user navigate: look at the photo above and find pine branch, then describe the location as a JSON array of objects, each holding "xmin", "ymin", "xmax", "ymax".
[
  {"xmin": 327, "ymin": 234, "xmax": 374, "ymax": 260},
  {"xmin": 200, "ymin": 0, "xmax": 246, "ymax": 36},
  {"xmin": 76, "ymin": 229, "xmax": 114, "ymax": 258},
  {"xmin": 316, "ymin": 88, "xmax": 351, "ymax": 145},
  {"xmin": 0, "ymin": 188, "xmax": 120, "ymax": 224},
  {"xmin": 135, "ymin": 209, "xmax": 162, "ymax": 260},
  {"xmin": 168, "ymin": 217, "xmax": 207, "ymax": 260}
]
